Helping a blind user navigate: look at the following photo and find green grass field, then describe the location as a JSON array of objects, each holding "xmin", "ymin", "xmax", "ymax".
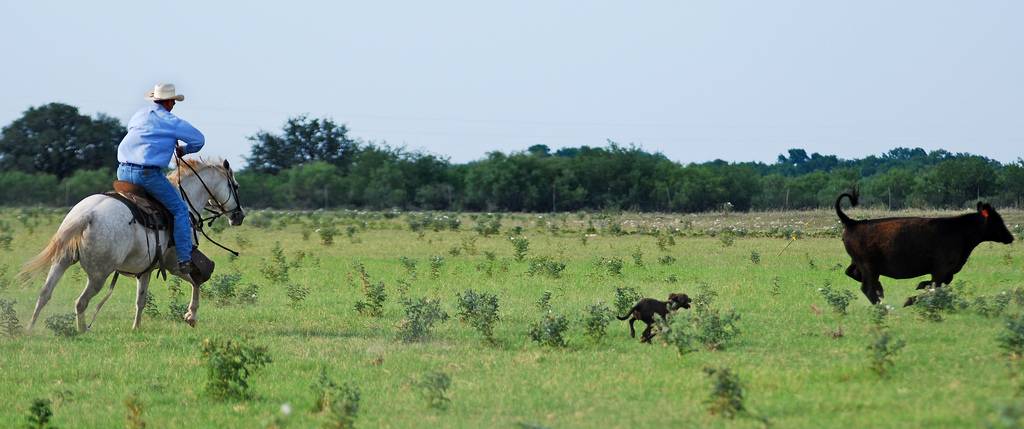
[{"xmin": 1, "ymin": 207, "xmax": 1023, "ymax": 428}]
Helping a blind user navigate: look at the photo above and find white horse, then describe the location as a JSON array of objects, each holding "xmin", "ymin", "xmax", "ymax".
[{"xmin": 20, "ymin": 158, "xmax": 245, "ymax": 332}]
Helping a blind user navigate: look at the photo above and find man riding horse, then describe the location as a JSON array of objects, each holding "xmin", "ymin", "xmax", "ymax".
[{"xmin": 116, "ymin": 83, "xmax": 204, "ymax": 276}]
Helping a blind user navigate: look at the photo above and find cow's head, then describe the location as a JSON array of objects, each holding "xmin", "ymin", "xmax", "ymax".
[{"xmin": 978, "ymin": 202, "xmax": 1015, "ymax": 244}]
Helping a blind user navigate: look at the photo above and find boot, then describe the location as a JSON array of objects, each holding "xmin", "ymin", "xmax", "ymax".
[{"xmin": 178, "ymin": 259, "xmax": 196, "ymax": 275}]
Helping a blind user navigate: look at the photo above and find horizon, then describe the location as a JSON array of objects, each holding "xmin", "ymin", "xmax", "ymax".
[{"xmin": 2, "ymin": 2, "xmax": 1021, "ymax": 170}]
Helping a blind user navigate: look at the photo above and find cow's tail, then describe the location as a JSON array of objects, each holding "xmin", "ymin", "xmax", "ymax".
[
  {"xmin": 19, "ymin": 212, "xmax": 90, "ymax": 281},
  {"xmin": 616, "ymin": 303, "xmax": 639, "ymax": 320},
  {"xmin": 835, "ymin": 187, "xmax": 859, "ymax": 226}
]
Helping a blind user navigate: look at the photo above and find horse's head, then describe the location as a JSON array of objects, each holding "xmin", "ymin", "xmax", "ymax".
[
  {"xmin": 175, "ymin": 158, "xmax": 246, "ymax": 226},
  {"xmin": 217, "ymin": 160, "xmax": 246, "ymax": 226}
]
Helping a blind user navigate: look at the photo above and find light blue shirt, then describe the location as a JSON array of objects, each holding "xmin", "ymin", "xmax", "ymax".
[{"xmin": 117, "ymin": 103, "xmax": 205, "ymax": 168}]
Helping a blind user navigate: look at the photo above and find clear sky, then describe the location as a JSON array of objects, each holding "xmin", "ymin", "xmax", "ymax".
[{"xmin": 2, "ymin": 1, "xmax": 1021, "ymax": 169}]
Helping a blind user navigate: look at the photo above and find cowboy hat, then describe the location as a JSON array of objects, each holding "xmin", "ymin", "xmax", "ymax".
[{"xmin": 144, "ymin": 83, "xmax": 185, "ymax": 101}]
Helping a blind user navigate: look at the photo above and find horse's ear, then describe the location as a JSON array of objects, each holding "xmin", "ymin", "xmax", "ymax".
[{"xmin": 223, "ymin": 160, "xmax": 231, "ymax": 170}]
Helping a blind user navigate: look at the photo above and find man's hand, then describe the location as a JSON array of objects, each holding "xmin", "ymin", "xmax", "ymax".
[{"xmin": 176, "ymin": 146, "xmax": 186, "ymax": 158}]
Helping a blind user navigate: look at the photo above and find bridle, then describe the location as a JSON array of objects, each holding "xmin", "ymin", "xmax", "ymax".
[{"xmin": 176, "ymin": 156, "xmax": 243, "ymax": 256}]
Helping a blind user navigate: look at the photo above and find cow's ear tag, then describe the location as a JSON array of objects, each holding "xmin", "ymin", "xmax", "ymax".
[{"xmin": 983, "ymin": 209, "xmax": 990, "ymax": 218}]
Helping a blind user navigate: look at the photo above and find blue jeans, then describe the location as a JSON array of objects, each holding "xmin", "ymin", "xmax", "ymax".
[{"xmin": 117, "ymin": 164, "xmax": 192, "ymax": 263}]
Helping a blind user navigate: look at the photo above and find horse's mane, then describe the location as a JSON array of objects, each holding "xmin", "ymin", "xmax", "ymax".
[{"xmin": 168, "ymin": 157, "xmax": 229, "ymax": 186}]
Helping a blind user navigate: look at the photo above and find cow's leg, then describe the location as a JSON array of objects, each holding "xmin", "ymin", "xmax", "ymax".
[
  {"xmin": 861, "ymin": 274, "xmax": 883, "ymax": 305},
  {"xmin": 845, "ymin": 264, "xmax": 862, "ymax": 282},
  {"xmin": 908, "ymin": 274, "xmax": 954, "ymax": 306}
]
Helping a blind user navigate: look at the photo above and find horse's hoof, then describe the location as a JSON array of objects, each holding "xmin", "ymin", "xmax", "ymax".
[{"xmin": 186, "ymin": 319, "xmax": 197, "ymax": 327}]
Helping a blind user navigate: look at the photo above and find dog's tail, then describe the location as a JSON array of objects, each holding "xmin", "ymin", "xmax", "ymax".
[{"xmin": 616, "ymin": 304, "xmax": 638, "ymax": 320}]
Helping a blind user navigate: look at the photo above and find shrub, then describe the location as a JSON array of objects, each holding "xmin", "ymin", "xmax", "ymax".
[
  {"xmin": 528, "ymin": 311, "xmax": 569, "ymax": 348},
  {"xmin": 416, "ymin": 371, "xmax": 452, "ymax": 410},
  {"xmin": 0, "ymin": 263, "xmax": 11, "ymax": 291},
  {"xmin": 631, "ymin": 246, "xmax": 644, "ymax": 267},
  {"xmin": 286, "ymin": 283, "xmax": 310, "ymax": 305},
  {"xmin": 144, "ymin": 291, "xmax": 160, "ymax": 318},
  {"xmin": 461, "ymin": 236, "xmax": 478, "ymax": 255},
  {"xmin": 658, "ymin": 255, "xmax": 677, "ymax": 265},
  {"xmin": 870, "ymin": 303, "xmax": 895, "ymax": 330},
  {"xmin": 398, "ymin": 297, "xmax": 449, "ymax": 343},
  {"xmin": 526, "ymin": 257, "xmax": 566, "ymax": 279},
  {"xmin": 694, "ymin": 307, "xmax": 742, "ymax": 351},
  {"xmin": 659, "ymin": 313, "xmax": 696, "ymax": 355},
  {"xmin": 604, "ymin": 257, "xmax": 625, "ymax": 276},
  {"xmin": 354, "ymin": 281, "xmax": 387, "ymax": 317},
  {"xmin": 655, "ymin": 234, "xmax": 670, "ymax": 252},
  {"xmin": 124, "ymin": 393, "xmax": 146, "ymax": 429},
  {"xmin": 167, "ymin": 301, "xmax": 189, "ymax": 322},
  {"xmin": 612, "ymin": 286, "xmax": 643, "ymax": 317},
  {"xmin": 0, "ymin": 298, "xmax": 22, "ymax": 338},
  {"xmin": 997, "ymin": 314, "xmax": 1024, "ymax": 357},
  {"xmin": 317, "ymin": 223, "xmax": 338, "ymax": 246},
  {"xmin": 25, "ymin": 398, "xmax": 56, "ymax": 429},
  {"xmin": 428, "ymin": 255, "xmax": 445, "ymax": 279},
  {"xmin": 455, "ymin": 289, "xmax": 500, "ymax": 344},
  {"xmin": 399, "ymin": 256, "xmax": 419, "ymax": 280},
  {"xmin": 45, "ymin": 313, "xmax": 78, "ymax": 338},
  {"xmin": 167, "ymin": 277, "xmax": 184, "ymax": 301},
  {"xmin": 913, "ymin": 287, "xmax": 969, "ymax": 322},
  {"xmin": 259, "ymin": 242, "xmax": 290, "ymax": 284},
  {"xmin": 817, "ymin": 283, "xmax": 856, "ymax": 315},
  {"xmin": 511, "ymin": 236, "xmax": 530, "ymax": 262},
  {"xmin": 975, "ymin": 291, "xmax": 1014, "ymax": 319},
  {"xmin": 704, "ymin": 367, "xmax": 745, "ymax": 419},
  {"xmin": 475, "ymin": 252, "xmax": 497, "ymax": 277},
  {"xmin": 750, "ymin": 251, "xmax": 761, "ymax": 265},
  {"xmin": 474, "ymin": 220, "xmax": 501, "ymax": 236},
  {"xmin": 238, "ymin": 283, "xmax": 259, "ymax": 306},
  {"xmin": 536, "ymin": 291, "xmax": 553, "ymax": 312},
  {"xmin": 867, "ymin": 329, "xmax": 905, "ymax": 377},
  {"xmin": 661, "ymin": 284, "xmax": 742, "ymax": 352},
  {"xmin": 312, "ymin": 368, "xmax": 360, "ymax": 428},
  {"xmin": 209, "ymin": 272, "xmax": 242, "ymax": 306},
  {"xmin": 201, "ymin": 337, "xmax": 271, "ymax": 400},
  {"xmin": 768, "ymin": 276, "xmax": 781, "ymax": 298},
  {"xmin": 581, "ymin": 301, "xmax": 613, "ymax": 342}
]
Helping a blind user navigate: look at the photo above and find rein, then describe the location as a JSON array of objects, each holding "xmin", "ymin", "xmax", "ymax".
[{"xmin": 175, "ymin": 156, "xmax": 242, "ymax": 256}]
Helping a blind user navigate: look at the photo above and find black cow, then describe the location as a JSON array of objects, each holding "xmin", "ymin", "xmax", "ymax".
[{"xmin": 835, "ymin": 189, "xmax": 1014, "ymax": 306}]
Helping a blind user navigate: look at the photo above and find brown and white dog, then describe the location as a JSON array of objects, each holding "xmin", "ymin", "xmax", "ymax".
[{"xmin": 616, "ymin": 293, "xmax": 692, "ymax": 343}]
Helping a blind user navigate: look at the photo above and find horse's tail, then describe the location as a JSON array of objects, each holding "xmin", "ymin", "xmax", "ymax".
[{"xmin": 19, "ymin": 212, "xmax": 91, "ymax": 280}]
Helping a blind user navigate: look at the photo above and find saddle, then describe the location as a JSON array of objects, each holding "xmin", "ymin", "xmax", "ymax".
[{"xmin": 105, "ymin": 180, "xmax": 174, "ymax": 231}]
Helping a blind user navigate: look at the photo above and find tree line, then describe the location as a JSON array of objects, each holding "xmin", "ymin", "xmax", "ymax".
[{"xmin": 2, "ymin": 103, "xmax": 1023, "ymax": 212}]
